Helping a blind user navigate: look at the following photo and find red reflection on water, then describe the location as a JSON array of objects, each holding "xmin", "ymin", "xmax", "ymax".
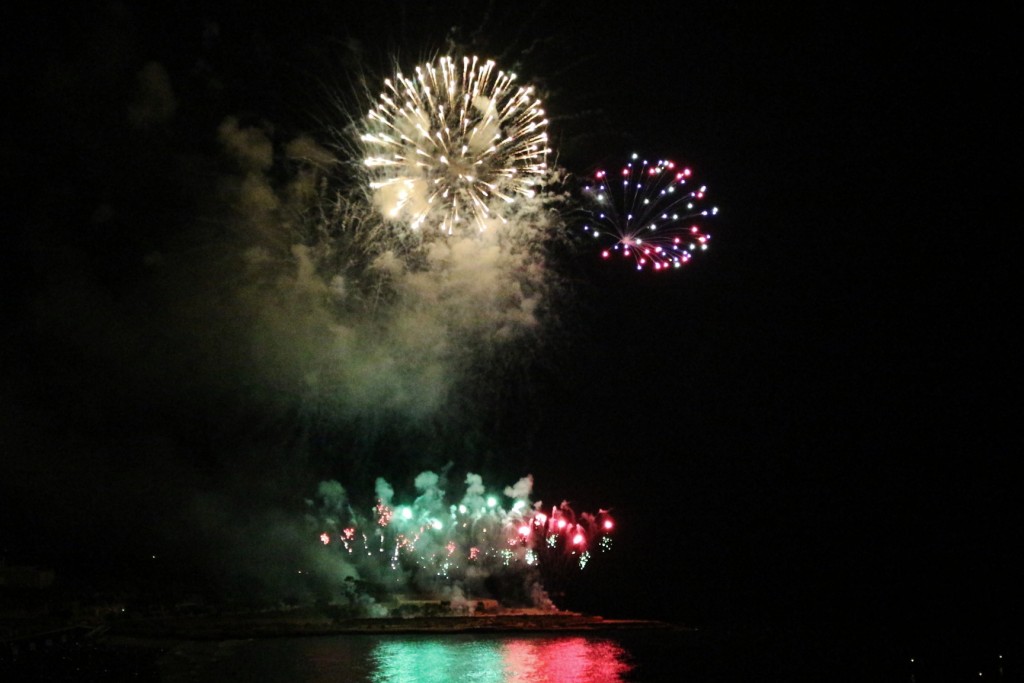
[{"xmin": 503, "ymin": 637, "xmax": 632, "ymax": 682}]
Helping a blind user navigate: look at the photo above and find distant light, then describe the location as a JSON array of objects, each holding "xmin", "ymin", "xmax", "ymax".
[
  {"xmin": 401, "ymin": 507, "xmax": 413, "ymax": 520},
  {"xmin": 458, "ymin": 504, "xmax": 468, "ymax": 514},
  {"xmin": 487, "ymin": 496, "xmax": 498, "ymax": 508}
]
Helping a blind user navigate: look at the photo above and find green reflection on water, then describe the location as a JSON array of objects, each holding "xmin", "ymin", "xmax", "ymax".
[
  {"xmin": 372, "ymin": 638, "xmax": 505, "ymax": 683},
  {"xmin": 370, "ymin": 635, "xmax": 631, "ymax": 683}
]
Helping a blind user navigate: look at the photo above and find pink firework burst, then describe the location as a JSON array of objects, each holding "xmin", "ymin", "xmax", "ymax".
[{"xmin": 581, "ymin": 153, "xmax": 717, "ymax": 271}]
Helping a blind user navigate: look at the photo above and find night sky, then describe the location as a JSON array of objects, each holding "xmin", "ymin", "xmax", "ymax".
[{"xmin": 3, "ymin": 0, "xmax": 1018, "ymax": 663}]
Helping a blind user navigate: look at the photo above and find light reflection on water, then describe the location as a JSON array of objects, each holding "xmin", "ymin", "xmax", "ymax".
[
  {"xmin": 370, "ymin": 635, "xmax": 633, "ymax": 683},
  {"xmin": 158, "ymin": 633, "xmax": 639, "ymax": 682}
]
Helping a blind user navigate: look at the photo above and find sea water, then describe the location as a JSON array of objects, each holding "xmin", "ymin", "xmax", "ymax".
[
  {"xmin": 154, "ymin": 631, "xmax": 703, "ymax": 682},
  {"xmin": 6, "ymin": 627, "xmax": 1014, "ymax": 681}
]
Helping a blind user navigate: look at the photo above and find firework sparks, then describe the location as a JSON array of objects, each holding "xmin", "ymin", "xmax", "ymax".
[
  {"xmin": 308, "ymin": 472, "xmax": 614, "ymax": 603},
  {"xmin": 582, "ymin": 153, "xmax": 717, "ymax": 271},
  {"xmin": 360, "ymin": 55, "xmax": 550, "ymax": 234}
]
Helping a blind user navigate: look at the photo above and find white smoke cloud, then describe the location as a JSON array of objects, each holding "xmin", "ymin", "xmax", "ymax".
[
  {"xmin": 285, "ymin": 134, "xmax": 338, "ymax": 167},
  {"xmin": 164, "ymin": 113, "xmax": 566, "ymax": 425},
  {"xmin": 504, "ymin": 474, "xmax": 534, "ymax": 500},
  {"xmin": 462, "ymin": 473, "xmax": 486, "ymax": 509},
  {"xmin": 374, "ymin": 477, "xmax": 394, "ymax": 506},
  {"xmin": 128, "ymin": 62, "xmax": 176, "ymax": 129},
  {"xmin": 218, "ymin": 116, "xmax": 275, "ymax": 172}
]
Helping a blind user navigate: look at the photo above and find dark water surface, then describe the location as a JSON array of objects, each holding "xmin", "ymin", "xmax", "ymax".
[
  {"xmin": 6, "ymin": 627, "xmax": 1018, "ymax": 681},
  {"xmin": 160, "ymin": 633, "xmax": 640, "ymax": 682},
  {"xmin": 147, "ymin": 628, "xmax": 1013, "ymax": 682}
]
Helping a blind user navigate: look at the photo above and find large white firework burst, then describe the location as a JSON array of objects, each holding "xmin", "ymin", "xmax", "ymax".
[{"xmin": 360, "ymin": 55, "xmax": 550, "ymax": 235}]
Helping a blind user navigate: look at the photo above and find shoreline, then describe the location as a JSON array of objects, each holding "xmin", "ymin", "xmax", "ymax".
[{"xmin": 105, "ymin": 613, "xmax": 687, "ymax": 640}]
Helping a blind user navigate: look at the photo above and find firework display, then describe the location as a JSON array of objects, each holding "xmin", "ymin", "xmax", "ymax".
[
  {"xmin": 360, "ymin": 55, "xmax": 550, "ymax": 235},
  {"xmin": 581, "ymin": 153, "xmax": 717, "ymax": 271},
  {"xmin": 308, "ymin": 473, "xmax": 613, "ymax": 601},
  {"xmin": 295, "ymin": 68, "xmax": 720, "ymax": 612}
]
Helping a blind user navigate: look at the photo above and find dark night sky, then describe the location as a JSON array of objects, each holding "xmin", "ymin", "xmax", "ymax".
[{"xmin": 2, "ymin": 0, "xmax": 1018, "ymax": 655}]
